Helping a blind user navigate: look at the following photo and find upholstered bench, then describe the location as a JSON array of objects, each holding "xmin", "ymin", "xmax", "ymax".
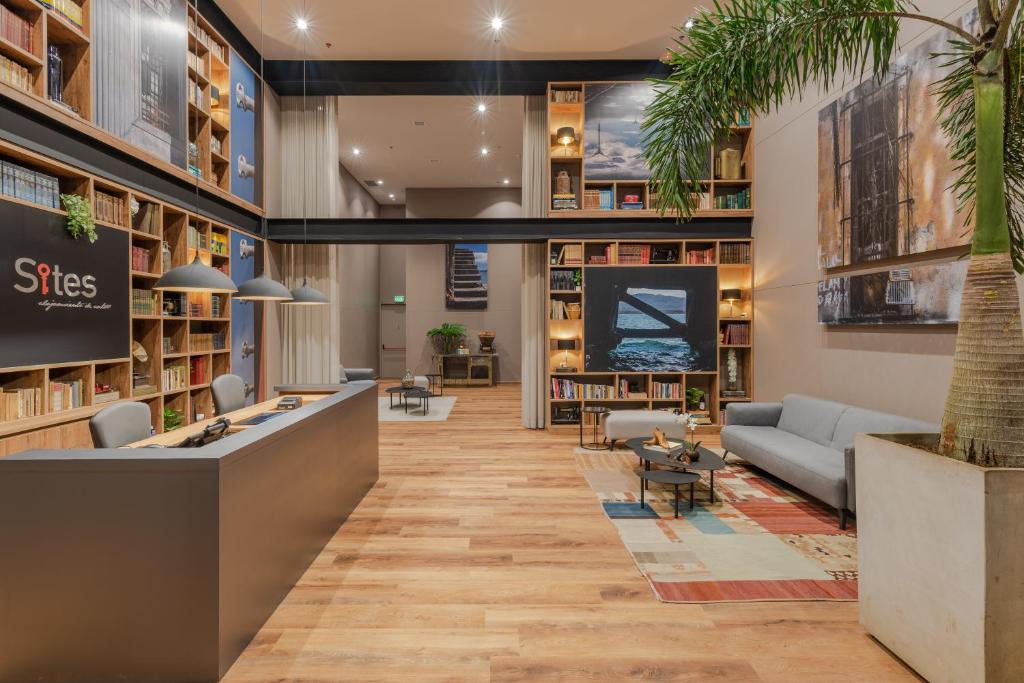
[{"xmin": 605, "ymin": 410, "xmax": 687, "ymax": 449}]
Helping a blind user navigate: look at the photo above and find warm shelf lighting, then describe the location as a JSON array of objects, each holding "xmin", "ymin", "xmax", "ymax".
[{"xmin": 721, "ymin": 288, "xmax": 743, "ymax": 316}]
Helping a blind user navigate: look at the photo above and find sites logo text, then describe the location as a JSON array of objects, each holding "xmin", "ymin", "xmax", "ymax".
[{"xmin": 13, "ymin": 257, "xmax": 98, "ymax": 298}]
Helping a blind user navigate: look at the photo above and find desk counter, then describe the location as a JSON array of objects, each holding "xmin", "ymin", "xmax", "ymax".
[{"xmin": 0, "ymin": 383, "xmax": 378, "ymax": 683}]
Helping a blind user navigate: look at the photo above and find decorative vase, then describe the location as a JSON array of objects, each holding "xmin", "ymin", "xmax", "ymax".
[
  {"xmin": 556, "ymin": 171, "xmax": 571, "ymax": 195},
  {"xmin": 566, "ymin": 303, "xmax": 582, "ymax": 320},
  {"xmin": 719, "ymin": 148, "xmax": 742, "ymax": 180},
  {"xmin": 478, "ymin": 330, "xmax": 496, "ymax": 354},
  {"xmin": 400, "ymin": 370, "xmax": 415, "ymax": 389}
]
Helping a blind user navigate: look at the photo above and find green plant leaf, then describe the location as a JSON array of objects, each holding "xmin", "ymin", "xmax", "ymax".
[{"xmin": 60, "ymin": 193, "xmax": 98, "ymax": 244}]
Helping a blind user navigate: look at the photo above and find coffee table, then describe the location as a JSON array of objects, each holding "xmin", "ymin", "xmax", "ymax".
[
  {"xmin": 386, "ymin": 386, "xmax": 419, "ymax": 410},
  {"xmin": 638, "ymin": 470, "xmax": 700, "ymax": 518},
  {"xmin": 625, "ymin": 437, "xmax": 728, "ymax": 503},
  {"xmin": 404, "ymin": 388, "xmax": 431, "ymax": 415}
]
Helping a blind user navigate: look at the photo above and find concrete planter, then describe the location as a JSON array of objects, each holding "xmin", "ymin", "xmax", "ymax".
[{"xmin": 856, "ymin": 433, "xmax": 1024, "ymax": 682}]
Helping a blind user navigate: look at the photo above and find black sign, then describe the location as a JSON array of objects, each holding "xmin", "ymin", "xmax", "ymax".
[{"xmin": 0, "ymin": 201, "xmax": 129, "ymax": 367}]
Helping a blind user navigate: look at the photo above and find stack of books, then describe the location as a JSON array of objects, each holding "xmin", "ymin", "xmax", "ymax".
[
  {"xmin": 617, "ymin": 244, "xmax": 651, "ymax": 265},
  {"xmin": 686, "ymin": 246, "xmax": 715, "ymax": 264},
  {"xmin": 38, "ymin": 0, "xmax": 84, "ymax": 30},
  {"xmin": 713, "ymin": 187, "xmax": 752, "ymax": 210},
  {"xmin": 95, "ymin": 191, "xmax": 126, "ymax": 226},
  {"xmin": 722, "ymin": 323, "xmax": 751, "ymax": 345},
  {"xmin": 551, "ymin": 89, "xmax": 581, "ymax": 104},
  {"xmin": 211, "ymin": 232, "xmax": 228, "ymax": 255},
  {"xmin": 551, "ymin": 193, "xmax": 577, "ymax": 211},
  {"xmin": 1, "ymin": 5, "xmax": 32, "ymax": 53},
  {"xmin": 49, "ymin": 379, "xmax": 85, "ymax": 413},
  {"xmin": 554, "ymin": 244, "xmax": 583, "ymax": 265},
  {"xmin": 190, "ymin": 332, "xmax": 225, "ymax": 352},
  {"xmin": 652, "ymin": 381, "xmax": 683, "ymax": 399},
  {"xmin": 131, "ymin": 288, "xmax": 157, "ymax": 315},
  {"xmin": 720, "ymin": 242, "xmax": 751, "ymax": 264},
  {"xmin": 131, "ymin": 246, "xmax": 151, "ymax": 272},
  {"xmin": 619, "ymin": 193, "xmax": 644, "ymax": 210},
  {"xmin": 163, "ymin": 365, "xmax": 188, "ymax": 392},
  {"xmin": 1, "ymin": 159, "xmax": 61, "ymax": 208},
  {"xmin": 0, "ymin": 387, "xmax": 42, "ymax": 421}
]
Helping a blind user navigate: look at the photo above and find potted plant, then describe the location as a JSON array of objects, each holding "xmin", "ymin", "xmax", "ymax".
[
  {"xmin": 163, "ymin": 407, "xmax": 183, "ymax": 432},
  {"xmin": 426, "ymin": 322, "xmax": 466, "ymax": 355},
  {"xmin": 60, "ymin": 193, "xmax": 97, "ymax": 243},
  {"xmin": 643, "ymin": 3, "xmax": 1024, "ymax": 680},
  {"xmin": 685, "ymin": 387, "xmax": 705, "ymax": 412}
]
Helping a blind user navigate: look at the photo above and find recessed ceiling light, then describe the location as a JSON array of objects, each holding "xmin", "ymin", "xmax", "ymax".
[
  {"xmin": 296, "ymin": 17, "xmax": 309, "ymax": 30},
  {"xmin": 490, "ymin": 16, "xmax": 504, "ymax": 31},
  {"xmin": 502, "ymin": 178, "xmax": 510, "ymax": 184},
  {"xmin": 352, "ymin": 147, "xmax": 361, "ymax": 156},
  {"xmin": 684, "ymin": 18, "xmax": 695, "ymax": 29},
  {"xmin": 377, "ymin": 180, "xmax": 384, "ymax": 186},
  {"xmin": 388, "ymin": 193, "xmax": 395, "ymax": 200},
  {"xmin": 481, "ymin": 147, "xmax": 489, "ymax": 156},
  {"xmin": 477, "ymin": 102, "xmax": 487, "ymax": 113}
]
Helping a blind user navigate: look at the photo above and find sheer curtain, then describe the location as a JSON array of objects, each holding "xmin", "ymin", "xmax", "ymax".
[
  {"xmin": 280, "ymin": 96, "xmax": 342, "ymax": 384},
  {"xmin": 521, "ymin": 95, "xmax": 548, "ymax": 428}
]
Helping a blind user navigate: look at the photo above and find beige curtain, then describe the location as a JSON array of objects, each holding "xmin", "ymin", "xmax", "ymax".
[
  {"xmin": 521, "ymin": 95, "xmax": 548, "ymax": 428},
  {"xmin": 280, "ymin": 96, "xmax": 343, "ymax": 384}
]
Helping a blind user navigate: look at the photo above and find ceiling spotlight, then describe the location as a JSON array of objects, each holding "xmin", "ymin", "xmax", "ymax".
[
  {"xmin": 684, "ymin": 18, "xmax": 695, "ymax": 29},
  {"xmin": 490, "ymin": 16, "xmax": 504, "ymax": 31},
  {"xmin": 296, "ymin": 17, "xmax": 309, "ymax": 30},
  {"xmin": 376, "ymin": 179, "xmax": 384, "ymax": 186},
  {"xmin": 481, "ymin": 147, "xmax": 489, "ymax": 156},
  {"xmin": 502, "ymin": 178, "xmax": 510, "ymax": 184},
  {"xmin": 352, "ymin": 147, "xmax": 361, "ymax": 156},
  {"xmin": 388, "ymin": 193, "xmax": 395, "ymax": 199},
  {"xmin": 477, "ymin": 102, "xmax": 487, "ymax": 113}
]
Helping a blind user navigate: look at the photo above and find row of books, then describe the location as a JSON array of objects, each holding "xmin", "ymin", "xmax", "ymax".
[
  {"xmin": 721, "ymin": 323, "xmax": 751, "ymax": 345},
  {"xmin": 1, "ymin": 158, "xmax": 61, "ymax": 208},
  {"xmin": 187, "ymin": 77, "xmax": 207, "ymax": 111},
  {"xmin": 50, "ymin": 379, "xmax": 85, "ymax": 413},
  {"xmin": 188, "ymin": 14, "xmax": 225, "ymax": 62},
  {"xmin": 720, "ymin": 242, "xmax": 752, "ymax": 264},
  {"xmin": 618, "ymin": 380, "xmax": 648, "ymax": 399},
  {"xmin": 686, "ymin": 246, "xmax": 715, "ymax": 264},
  {"xmin": 714, "ymin": 188, "xmax": 752, "ymax": 210},
  {"xmin": 131, "ymin": 246, "xmax": 152, "ymax": 272},
  {"xmin": 210, "ymin": 135, "xmax": 224, "ymax": 156},
  {"xmin": 553, "ymin": 244, "xmax": 583, "ymax": 265},
  {"xmin": 188, "ymin": 298, "xmax": 225, "ymax": 317},
  {"xmin": 550, "ymin": 379, "xmax": 615, "ymax": 400},
  {"xmin": 163, "ymin": 365, "xmax": 188, "ymax": 392},
  {"xmin": 95, "ymin": 190, "xmax": 126, "ymax": 226},
  {"xmin": 550, "ymin": 89, "xmax": 580, "ymax": 104},
  {"xmin": 187, "ymin": 50, "xmax": 206, "ymax": 79},
  {"xmin": 189, "ymin": 332, "xmax": 226, "ymax": 353},
  {"xmin": 0, "ymin": 53, "xmax": 30, "ymax": 92},
  {"xmin": 582, "ymin": 188, "xmax": 614, "ymax": 210},
  {"xmin": 1, "ymin": 4, "xmax": 32, "ymax": 53},
  {"xmin": 0, "ymin": 387, "xmax": 42, "ymax": 421},
  {"xmin": 190, "ymin": 356, "xmax": 208, "ymax": 386},
  {"xmin": 549, "ymin": 270, "xmax": 578, "ymax": 291},
  {"xmin": 132, "ymin": 288, "xmax": 158, "ymax": 315},
  {"xmin": 549, "ymin": 299, "xmax": 577, "ymax": 320},
  {"xmin": 134, "ymin": 202, "xmax": 160, "ymax": 235},
  {"xmin": 652, "ymin": 381, "xmax": 684, "ymax": 399},
  {"xmin": 210, "ymin": 231, "xmax": 228, "ymax": 255},
  {"xmin": 551, "ymin": 193, "xmax": 577, "ymax": 211},
  {"xmin": 188, "ymin": 223, "xmax": 209, "ymax": 250},
  {"xmin": 38, "ymin": 0, "xmax": 84, "ymax": 30},
  {"xmin": 618, "ymin": 244, "xmax": 652, "ymax": 265}
]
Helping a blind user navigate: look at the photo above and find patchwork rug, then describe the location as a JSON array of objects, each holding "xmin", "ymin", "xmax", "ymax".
[
  {"xmin": 576, "ymin": 447, "xmax": 857, "ymax": 603},
  {"xmin": 377, "ymin": 396, "xmax": 456, "ymax": 422}
]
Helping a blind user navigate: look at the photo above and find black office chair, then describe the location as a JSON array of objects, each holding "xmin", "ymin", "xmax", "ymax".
[
  {"xmin": 89, "ymin": 402, "xmax": 153, "ymax": 448},
  {"xmin": 211, "ymin": 374, "xmax": 246, "ymax": 415}
]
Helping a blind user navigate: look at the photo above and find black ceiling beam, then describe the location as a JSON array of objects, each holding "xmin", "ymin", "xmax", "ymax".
[
  {"xmin": 263, "ymin": 60, "xmax": 672, "ymax": 97},
  {"xmin": 265, "ymin": 217, "xmax": 751, "ymax": 244}
]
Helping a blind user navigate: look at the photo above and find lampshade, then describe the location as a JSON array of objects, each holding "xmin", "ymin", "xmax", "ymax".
[
  {"xmin": 283, "ymin": 277, "xmax": 329, "ymax": 305},
  {"xmin": 556, "ymin": 339, "xmax": 577, "ymax": 351},
  {"xmin": 235, "ymin": 272, "xmax": 293, "ymax": 301},
  {"xmin": 721, "ymin": 288, "xmax": 742, "ymax": 302},
  {"xmin": 154, "ymin": 255, "xmax": 238, "ymax": 293},
  {"xmin": 556, "ymin": 127, "xmax": 576, "ymax": 146}
]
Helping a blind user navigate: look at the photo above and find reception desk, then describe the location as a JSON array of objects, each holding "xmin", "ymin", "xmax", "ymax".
[{"xmin": 0, "ymin": 383, "xmax": 378, "ymax": 683}]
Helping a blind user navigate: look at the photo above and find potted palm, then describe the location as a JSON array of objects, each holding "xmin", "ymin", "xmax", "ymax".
[
  {"xmin": 426, "ymin": 322, "xmax": 466, "ymax": 355},
  {"xmin": 643, "ymin": 2, "xmax": 1024, "ymax": 680}
]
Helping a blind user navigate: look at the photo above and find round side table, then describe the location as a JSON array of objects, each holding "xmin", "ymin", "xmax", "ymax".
[{"xmin": 580, "ymin": 406, "xmax": 611, "ymax": 450}]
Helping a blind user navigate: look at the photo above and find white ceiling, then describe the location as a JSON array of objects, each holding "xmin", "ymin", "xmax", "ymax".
[
  {"xmin": 337, "ymin": 95, "xmax": 523, "ymax": 205},
  {"xmin": 215, "ymin": 0, "xmax": 696, "ymax": 60}
]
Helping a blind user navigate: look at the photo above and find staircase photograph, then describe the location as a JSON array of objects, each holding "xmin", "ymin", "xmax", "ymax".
[{"xmin": 445, "ymin": 243, "xmax": 489, "ymax": 310}]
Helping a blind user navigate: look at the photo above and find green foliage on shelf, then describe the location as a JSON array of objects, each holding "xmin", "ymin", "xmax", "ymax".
[
  {"xmin": 163, "ymin": 407, "xmax": 184, "ymax": 432},
  {"xmin": 686, "ymin": 387, "xmax": 705, "ymax": 410},
  {"xmin": 427, "ymin": 322, "xmax": 467, "ymax": 354},
  {"xmin": 60, "ymin": 193, "xmax": 97, "ymax": 243}
]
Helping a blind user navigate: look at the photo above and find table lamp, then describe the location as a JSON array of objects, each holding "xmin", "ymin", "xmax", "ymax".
[
  {"xmin": 721, "ymin": 288, "xmax": 742, "ymax": 316},
  {"xmin": 556, "ymin": 339, "xmax": 577, "ymax": 371},
  {"xmin": 556, "ymin": 127, "xmax": 576, "ymax": 156}
]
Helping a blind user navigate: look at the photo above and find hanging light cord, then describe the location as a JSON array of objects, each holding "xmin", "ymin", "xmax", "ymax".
[{"xmin": 301, "ymin": 0, "xmax": 309, "ymax": 285}]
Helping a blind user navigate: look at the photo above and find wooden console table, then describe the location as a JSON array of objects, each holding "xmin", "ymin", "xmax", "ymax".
[{"xmin": 440, "ymin": 354, "xmax": 497, "ymax": 387}]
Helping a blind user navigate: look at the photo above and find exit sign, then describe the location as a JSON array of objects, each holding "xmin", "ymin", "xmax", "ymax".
[{"xmin": 393, "ymin": 295, "xmax": 406, "ymax": 303}]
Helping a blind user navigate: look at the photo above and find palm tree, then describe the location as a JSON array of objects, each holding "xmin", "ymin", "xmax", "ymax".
[{"xmin": 642, "ymin": 0, "xmax": 1024, "ymax": 466}]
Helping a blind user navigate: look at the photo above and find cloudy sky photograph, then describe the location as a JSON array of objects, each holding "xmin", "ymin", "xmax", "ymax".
[{"xmin": 584, "ymin": 83, "xmax": 655, "ymax": 180}]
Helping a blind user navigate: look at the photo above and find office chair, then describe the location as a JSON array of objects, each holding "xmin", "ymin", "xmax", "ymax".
[
  {"xmin": 211, "ymin": 374, "xmax": 246, "ymax": 415},
  {"xmin": 89, "ymin": 402, "xmax": 153, "ymax": 448}
]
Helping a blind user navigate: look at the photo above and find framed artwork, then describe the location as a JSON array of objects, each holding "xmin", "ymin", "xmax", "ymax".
[
  {"xmin": 583, "ymin": 83, "xmax": 656, "ymax": 181},
  {"xmin": 445, "ymin": 243, "xmax": 488, "ymax": 310},
  {"xmin": 230, "ymin": 50, "xmax": 258, "ymax": 204}
]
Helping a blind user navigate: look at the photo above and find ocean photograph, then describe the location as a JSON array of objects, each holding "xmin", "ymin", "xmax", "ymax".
[{"xmin": 606, "ymin": 290, "xmax": 700, "ymax": 371}]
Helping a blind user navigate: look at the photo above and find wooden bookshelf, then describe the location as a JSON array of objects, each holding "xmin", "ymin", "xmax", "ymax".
[
  {"xmin": 0, "ymin": 0, "xmax": 261, "ymax": 214},
  {"xmin": 545, "ymin": 238, "xmax": 754, "ymax": 431},
  {"xmin": 546, "ymin": 82, "xmax": 754, "ymax": 218},
  {"xmin": 0, "ymin": 138, "xmax": 258, "ymax": 456}
]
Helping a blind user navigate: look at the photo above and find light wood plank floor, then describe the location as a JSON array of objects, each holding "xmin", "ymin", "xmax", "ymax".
[{"xmin": 222, "ymin": 383, "xmax": 918, "ymax": 682}]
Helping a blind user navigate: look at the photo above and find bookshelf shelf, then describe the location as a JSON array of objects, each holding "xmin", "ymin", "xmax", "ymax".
[{"xmin": 546, "ymin": 238, "xmax": 754, "ymax": 430}]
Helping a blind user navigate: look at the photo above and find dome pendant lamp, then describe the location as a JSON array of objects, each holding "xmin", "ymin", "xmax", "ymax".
[
  {"xmin": 283, "ymin": 4, "xmax": 328, "ymax": 307},
  {"xmin": 235, "ymin": 0, "xmax": 292, "ymax": 302}
]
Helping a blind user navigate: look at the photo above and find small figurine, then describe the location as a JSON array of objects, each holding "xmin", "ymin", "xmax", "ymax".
[{"xmin": 643, "ymin": 427, "xmax": 671, "ymax": 449}]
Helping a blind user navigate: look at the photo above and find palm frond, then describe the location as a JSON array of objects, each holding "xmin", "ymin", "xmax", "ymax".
[
  {"xmin": 1003, "ymin": 14, "xmax": 1024, "ymax": 272},
  {"xmin": 642, "ymin": 0, "xmax": 911, "ymax": 218}
]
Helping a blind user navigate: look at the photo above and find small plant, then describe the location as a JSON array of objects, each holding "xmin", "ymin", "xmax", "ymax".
[
  {"xmin": 686, "ymin": 387, "xmax": 706, "ymax": 410},
  {"xmin": 163, "ymin": 407, "xmax": 184, "ymax": 432},
  {"xmin": 572, "ymin": 269, "xmax": 582, "ymax": 289},
  {"xmin": 427, "ymin": 322, "xmax": 467, "ymax": 355},
  {"xmin": 60, "ymin": 193, "xmax": 97, "ymax": 243}
]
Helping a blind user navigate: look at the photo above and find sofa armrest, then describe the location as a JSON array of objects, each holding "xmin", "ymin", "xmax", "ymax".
[
  {"xmin": 724, "ymin": 402, "xmax": 783, "ymax": 427},
  {"xmin": 344, "ymin": 368, "xmax": 377, "ymax": 382},
  {"xmin": 844, "ymin": 446, "xmax": 856, "ymax": 513}
]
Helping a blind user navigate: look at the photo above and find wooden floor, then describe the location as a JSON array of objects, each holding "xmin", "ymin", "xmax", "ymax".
[{"xmin": 222, "ymin": 383, "xmax": 917, "ymax": 682}]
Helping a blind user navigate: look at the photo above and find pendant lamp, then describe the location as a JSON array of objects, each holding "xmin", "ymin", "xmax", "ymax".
[
  {"xmin": 283, "ymin": 6, "xmax": 328, "ymax": 306},
  {"xmin": 235, "ymin": 0, "xmax": 292, "ymax": 301}
]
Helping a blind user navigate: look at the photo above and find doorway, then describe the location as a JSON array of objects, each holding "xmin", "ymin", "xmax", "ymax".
[{"xmin": 380, "ymin": 303, "xmax": 406, "ymax": 379}]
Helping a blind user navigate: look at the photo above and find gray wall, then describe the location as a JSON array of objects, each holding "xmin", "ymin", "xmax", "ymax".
[
  {"xmin": 753, "ymin": 0, "xmax": 1022, "ymax": 422},
  {"xmin": 405, "ymin": 187, "xmax": 521, "ymax": 219}
]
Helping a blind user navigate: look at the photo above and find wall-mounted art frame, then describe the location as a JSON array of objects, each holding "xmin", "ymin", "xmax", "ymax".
[{"xmin": 445, "ymin": 243, "xmax": 488, "ymax": 310}]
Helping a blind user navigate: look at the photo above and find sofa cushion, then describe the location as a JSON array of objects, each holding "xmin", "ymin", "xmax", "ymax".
[
  {"xmin": 722, "ymin": 425, "xmax": 847, "ymax": 509},
  {"xmin": 777, "ymin": 394, "xmax": 848, "ymax": 447},
  {"xmin": 605, "ymin": 410, "xmax": 687, "ymax": 441},
  {"xmin": 830, "ymin": 407, "xmax": 938, "ymax": 452}
]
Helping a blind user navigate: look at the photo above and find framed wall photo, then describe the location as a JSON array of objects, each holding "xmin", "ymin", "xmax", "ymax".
[
  {"xmin": 583, "ymin": 82, "xmax": 656, "ymax": 181},
  {"xmin": 230, "ymin": 50, "xmax": 259, "ymax": 204},
  {"xmin": 231, "ymin": 231, "xmax": 258, "ymax": 405},
  {"xmin": 445, "ymin": 243, "xmax": 488, "ymax": 310},
  {"xmin": 0, "ymin": 202, "xmax": 130, "ymax": 367}
]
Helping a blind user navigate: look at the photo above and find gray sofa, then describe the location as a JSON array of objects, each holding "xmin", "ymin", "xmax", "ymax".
[
  {"xmin": 340, "ymin": 366, "xmax": 377, "ymax": 385},
  {"xmin": 721, "ymin": 394, "xmax": 937, "ymax": 528}
]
